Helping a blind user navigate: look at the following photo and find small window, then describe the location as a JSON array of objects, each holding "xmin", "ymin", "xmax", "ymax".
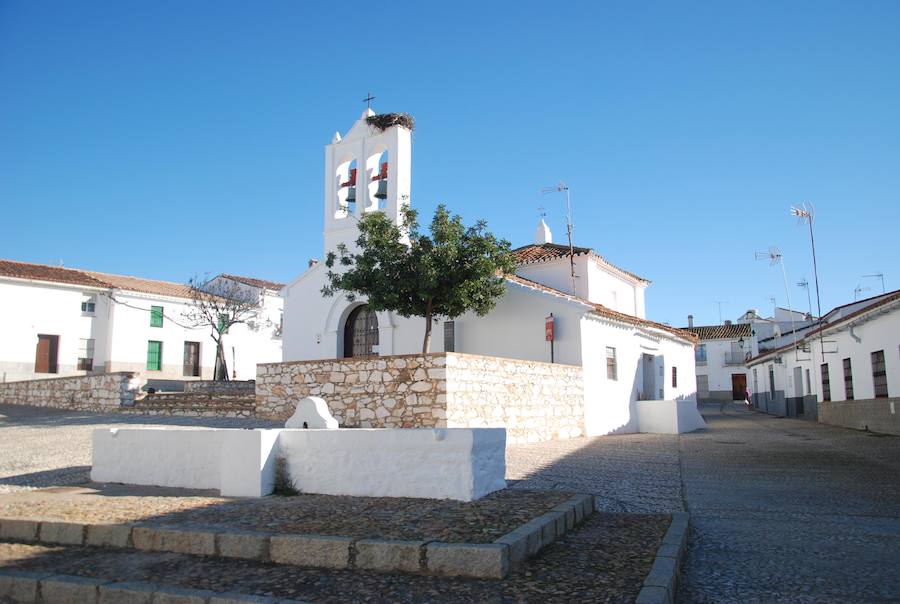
[
  {"xmin": 695, "ymin": 344, "xmax": 707, "ymax": 364},
  {"xmin": 872, "ymin": 350, "xmax": 888, "ymax": 398},
  {"xmin": 443, "ymin": 321, "xmax": 455, "ymax": 352},
  {"xmin": 672, "ymin": 366, "xmax": 678, "ymax": 388},
  {"xmin": 147, "ymin": 340, "xmax": 163, "ymax": 371},
  {"xmin": 606, "ymin": 347, "xmax": 617, "ymax": 380},
  {"xmin": 821, "ymin": 363, "xmax": 831, "ymax": 402},
  {"xmin": 805, "ymin": 369, "xmax": 811, "ymax": 395},
  {"xmin": 77, "ymin": 338, "xmax": 94, "ymax": 371},
  {"xmin": 150, "ymin": 306, "xmax": 164, "ymax": 328},
  {"xmin": 217, "ymin": 314, "xmax": 229, "ymax": 334},
  {"xmin": 843, "ymin": 357, "xmax": 854, "ymax": 400},
  {"xmin": 81, "ymin": 297, "xmax": 96, "ymax": 315}
]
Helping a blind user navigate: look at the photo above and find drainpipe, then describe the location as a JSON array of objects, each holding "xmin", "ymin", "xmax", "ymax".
[{"xmin": 848, "ymin": 322, "xmax": 862, "ymax": 343}]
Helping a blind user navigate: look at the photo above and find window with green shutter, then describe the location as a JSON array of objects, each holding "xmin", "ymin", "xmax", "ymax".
[
  {"xmin": 150, "ymin": 306, "xmax": 164, "ymax": 327},
  {"xmin": 147, "ymin": 340, "xmax": 163, "ymax": 371}
]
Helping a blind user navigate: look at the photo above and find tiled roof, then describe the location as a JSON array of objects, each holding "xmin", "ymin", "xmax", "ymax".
[
  {"xmin": 748, "ymin": 289, "xmax": 900, "ymax": 364},
  {"xmin": 0, "ymin": 259, "xmax": 194, "ymax": 299},
  {"xmin": 681, "ymin": 323, "xmax": 753, "ymax": 340},
  {"xmin": 506, "ymin": 273, "xmax": 697, "ymax": 343},
  {"xmin": 219, "ymin": 274, "xmax": 286, "ymax": 291},
  {"xmin": 511, "ymin": 243, "xmax": 649, "ymax": 284},
  {"xmin": 0, "ymin": 259, "xmax": 110, "ymax": 289}
]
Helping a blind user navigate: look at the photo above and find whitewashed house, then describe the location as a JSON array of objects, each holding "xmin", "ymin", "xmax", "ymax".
[
  {"xmin": 281, "ymin": 109, "xmax": 700, "ymax": 436},
  {"xmin": 682, "ymin": 318, "xmax": 754, "ymax": 403},
  {"xmin": 0, "ymin": 260, "xmax": 284, "ymax": 383},
  {"xmin": 747, "ymin": 290, "xmax": 900, "ymax": 429}
]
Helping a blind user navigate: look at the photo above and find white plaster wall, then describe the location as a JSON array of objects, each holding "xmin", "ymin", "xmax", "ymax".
[
  {"xmin": 585, "ymin": 260, "xmax": 642, "ymax": 317},
  {"xmin": 279, "ymin": 428, "xmax": 506, "ymax": 501},
  {"xmin": 514, "ymin": 256, "xmax": 591, "ymax": 299},
  {"xmin": 283, "ymin": 269, "xmax": 585, "ymax": 366},
  {"xmin": 580, "ymin": 315, "xmax": 697, "ymax": 436},
  {"xmin": 699, "ymin": 339, "xmax": 749, "ymax": 395},
  {"xmin": 636, "ymin": 399, "xmax": 707, "ymax": 434},
  {"xmin": 0, "ymin": 280, "xmax": 112, "ymax": 382}
]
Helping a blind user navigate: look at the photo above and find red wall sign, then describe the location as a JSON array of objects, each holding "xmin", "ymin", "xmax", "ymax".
[{"xmin": 545, "ymin": 315, "xmax": 555, "ymax": 341}]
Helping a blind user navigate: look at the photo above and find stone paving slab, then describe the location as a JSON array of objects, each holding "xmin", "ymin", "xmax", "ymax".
[{"xmin": 0, "ymin": 512, "xmax": 669, "ymax": 603}]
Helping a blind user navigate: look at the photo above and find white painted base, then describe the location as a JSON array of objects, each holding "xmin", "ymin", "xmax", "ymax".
[
  {"xmin": 636, "ymin": 399, "xmax": 707, "ymax": 434},
  {"xmin": 284, "ymin": 396, "xmax": 339, "ymax": 429},
  {"xmin": 279, "ymin": 428, "xmax": 506, "ymax": 501},
  {"xmin": 91, "ymin": 427, "xmax": 507, "ymax": 501}
]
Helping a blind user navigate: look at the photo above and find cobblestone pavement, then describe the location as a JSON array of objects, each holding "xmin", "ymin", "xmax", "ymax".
[
  {"xmin": 4, "ymin": 402, "xmax": 900, "ymax": 602},
  {"xmin": 678, "ymin": 404, "xmax": 900, "ymax": 603}
]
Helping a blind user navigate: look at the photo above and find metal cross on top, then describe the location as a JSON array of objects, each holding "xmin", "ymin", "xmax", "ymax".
[{"xmin": 362, "ymin": 93, "xmax": 376, "ymax": 109}]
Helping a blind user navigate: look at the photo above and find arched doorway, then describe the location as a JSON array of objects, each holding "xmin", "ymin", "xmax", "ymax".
[{"xmin": 343, "ymin": 305, "xmax": 379, "ymax": 357}]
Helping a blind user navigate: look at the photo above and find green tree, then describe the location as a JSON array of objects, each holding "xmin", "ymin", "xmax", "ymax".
[{"xmin": 322, "ymin": 205, "xmax": 516, "ymax": 353}]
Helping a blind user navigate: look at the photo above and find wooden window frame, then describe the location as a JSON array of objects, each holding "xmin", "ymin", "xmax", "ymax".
[
  {"xmin": 843, "ymin": 357, "xmax": 854, "ymax": 400},
  {"xmin": 821, "ymin": 363, "xmax": 831, "ymax": 402}
]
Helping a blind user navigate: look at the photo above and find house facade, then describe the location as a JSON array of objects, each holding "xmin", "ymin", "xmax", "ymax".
[
  {"xmin": 0, "ymin": 260, "xmax": 283, "ymax": 384},
  {"xmin": 747, "ymin": 290, "xmax": 900, "ymax": 430},
  {"xmin": 682, "ymin": 319, "xmax": 754, "ymax": 403},
  {"xmin": 281, "ymin": 109, "xmax": 700, "ymax": 436}
]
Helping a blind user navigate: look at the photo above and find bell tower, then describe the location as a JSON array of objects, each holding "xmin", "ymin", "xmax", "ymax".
[{"xmin": 323, "ymin": 108, "xmax": 412, "ymax": 257}]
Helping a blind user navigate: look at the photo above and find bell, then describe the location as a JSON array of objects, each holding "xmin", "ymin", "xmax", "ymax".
[
  {"xmin": 374, "ymin": 180, "xmax": 387, "ymax": 199},
  {"xmin": 346, "ymin": 186, "xmax": 356, "ymax": 203}
]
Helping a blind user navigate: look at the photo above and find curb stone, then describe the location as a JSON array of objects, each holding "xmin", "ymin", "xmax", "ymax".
[
  {"xmin": 635, "ymin": 511, "xmax": 690, "ymax": 604},
  {"xmin": 0, "ymin": 571, "xmax": 315, "ymax": 604},
  {"xmin": 0, "ymin": 495, "xmax": 595, "ymax": 581}
]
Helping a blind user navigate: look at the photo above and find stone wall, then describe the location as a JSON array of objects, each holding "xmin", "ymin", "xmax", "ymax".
[
  {"xmin": 819, "ymin": 398, "xmax": 900, "ymax": 435},
  {"xmin": 445, "ymin": 354, "xmax": 584, "ymax": 443},
  {"xmin": 0, "ymin": 372, "xmax": 141, "ymax": 412},
  {"xmin": 183, "ymin": 380, "xmax": 256, "ymax": 395},
  {"xmin": 122, "ymin": 392, "xmax": 256, "ymax": 418},
  {"xmin": 256, "ymin": 353, "xmax": 585, "ymax": 444}
]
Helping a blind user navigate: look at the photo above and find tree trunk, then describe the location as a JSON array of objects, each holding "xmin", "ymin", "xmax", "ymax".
[
  {"xmin": 215, "ymin": 338, "xmax": 229, "ymax": 381},
  {"xmin": 422, "ymin": 299, "xmax": 433, "ymax": 354}
]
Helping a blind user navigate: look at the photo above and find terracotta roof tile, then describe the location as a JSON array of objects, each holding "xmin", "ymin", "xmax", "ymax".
[
  {"xmin": 511, "ymin": 243, "xmax": 649, "ymax": 284},
  {"xmin": 82, "ymin": 270, "xmax": 195, "ymax": 299},
  {"xmin": 506, "ymin": 273, "xmax": 696, "ymax": 342},
  {"xmin": 219, "ymin": 274, "xmax": 286, "ymax": 291},
  {"xmin": 0, "ymin": 259, "xmax": 110, "ymax": 289},
  {"xmin": 681, "ymin": 324, "xmax": 753, "ymax": 340}
]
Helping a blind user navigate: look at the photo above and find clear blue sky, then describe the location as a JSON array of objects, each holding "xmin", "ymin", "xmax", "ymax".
[{"xmin": 2, "ymin": 1, "xmax": 898, "ymax": 327}]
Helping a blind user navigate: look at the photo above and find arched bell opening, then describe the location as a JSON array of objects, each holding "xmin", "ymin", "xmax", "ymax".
[
  {"xmin": 342, "ymin": 304, "xmax": 379, "ymax": 358},
  {"xmin": 335, "ymin": 158, "xmax": 358, "ymax": 218},
  {"xmin": 365, "ymin": 148, "xmax": 389, "ymax": 212}
]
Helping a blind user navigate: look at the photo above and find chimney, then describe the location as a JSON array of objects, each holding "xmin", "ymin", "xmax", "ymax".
[
  {"xmin": 687, "ymin": 314, "xmax": 694, "ymax": 328},
  {"xmin": 724, "ymin": 319, "xmax": 732, "ymax": 327},
  {"xmin": 308, "ymin": 258, "xmax": 319, "ymax": 268}
]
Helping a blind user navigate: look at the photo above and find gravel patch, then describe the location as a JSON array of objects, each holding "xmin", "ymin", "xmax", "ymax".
[
  {"xmin": 0, "ymin": 513, "xmax": 669, "ymax": 603},
  {"xmin": 0, "ymin": 485, "xmax": 571, "ymax": 544}
]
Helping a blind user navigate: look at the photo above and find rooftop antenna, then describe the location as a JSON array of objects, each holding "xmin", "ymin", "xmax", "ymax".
[
  {"xmin": 854, "ymin": 284, "xmax": 871, "ymax": 301},
  {"xmin": 756, "ymin": 246, "xmax": 799, "ymax": 356},
  {"xmin": 541, "ymin": 181, "xmax": 576, "ymax": 293},
  {"xmin": 797, "ymin": 278, "xmax": 813, "ymax": 318},
  {"xmin": 791, "ymin": 203, "xmax": 827, "ymax": 363},
  {"xmin": 714, "ymin": 300, "xmax": 729, "ymax": 324},
  {"xmin": 862, "ymin": 272, "xmax": 885, "ymax": 294}
]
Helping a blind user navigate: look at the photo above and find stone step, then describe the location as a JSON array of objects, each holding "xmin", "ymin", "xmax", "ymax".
[
  {"xmin": 122, "ymin": 393, "xmax": 256, "ymax": 417},
  {"xmin": 0, "ymin": 494, "xmax": 595, "ymax": 580}
]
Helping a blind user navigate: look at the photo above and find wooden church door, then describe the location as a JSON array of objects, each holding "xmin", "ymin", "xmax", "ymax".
[{"xmin": 343, "ymin": 305, "xmax": 379, "ymax": 357}]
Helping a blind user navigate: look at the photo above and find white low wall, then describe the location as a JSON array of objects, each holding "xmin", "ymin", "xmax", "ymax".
[
  {"xmin": 90, "ymin": 427, "xmax": 280, "ymax": 497},
  {"xmin": 91, "ymin": 427, "xmax": 506, "ymax": 501},
  {"xmin": 636, "ymin": 400, "xmax": 707, "ymax": 434},
  {"xmin": 279, "ymin": 428, "xmax": 506, "ymax": 501}
]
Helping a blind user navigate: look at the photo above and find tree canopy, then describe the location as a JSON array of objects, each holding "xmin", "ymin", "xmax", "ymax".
[{"xmin": 322, "ymin": 205, "xmax": 516, "ymax": 353}]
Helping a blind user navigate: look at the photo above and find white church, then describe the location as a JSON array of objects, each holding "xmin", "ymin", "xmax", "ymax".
[{"xmin": 281, "ymin": 108, "xmax": 700, "ymax": 435}]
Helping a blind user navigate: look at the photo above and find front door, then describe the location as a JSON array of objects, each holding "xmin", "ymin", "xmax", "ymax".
[
  {"xmin": 343, "ymin": 305, "xmax": 379, "ymax": 357},
  {"xmin": 642, "ymin": 354, "xmax": 655, "ymax": 399},
  {"xmin": 731, "ymin": 373, "xmax": 747, "ymax": 401},
  {"xmin": 183, "ymin": 341, "xmax": 201, "ymax": 377},
  {"xmin": 34, "ymin": 334, "xmax": 59, "ymax": 374}
]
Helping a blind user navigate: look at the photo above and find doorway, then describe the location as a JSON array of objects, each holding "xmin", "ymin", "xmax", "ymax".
[
  {"xmin": 731, "ymin": 373, "xmax": 747, "ymax": 401},
  {"xmin": 183, "ymin": 341, "xmax": 201, "ymax": 377},
  {"xmin": 35, "ymin": 334, "xmax": 59, "ymax": 374},
  {"xmin": 642, "ymin": 354, "xmax": 656, "ymax": 399},
  {"xmin": 343, "ymin": 305, "xmax": 379, "ymax": 357}
]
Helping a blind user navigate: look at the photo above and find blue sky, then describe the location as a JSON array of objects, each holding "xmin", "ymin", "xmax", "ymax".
[{"xmin": 2, "ymin": 1, "xmax": 898, "ymax": 327}]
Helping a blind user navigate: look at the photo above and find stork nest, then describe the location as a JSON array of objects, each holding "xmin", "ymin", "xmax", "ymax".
[{"xmin": 366, "ymin": 113, "xmax": 415, "ymax": 132}]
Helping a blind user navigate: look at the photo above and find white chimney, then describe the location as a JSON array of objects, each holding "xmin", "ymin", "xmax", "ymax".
[
  {"xmin": 534, "ymin": 218, "xmax": 552, "ymax": 245},
  {"xmin": 688, "ymin": 314, "xmax": 694, "ymax": 328}
]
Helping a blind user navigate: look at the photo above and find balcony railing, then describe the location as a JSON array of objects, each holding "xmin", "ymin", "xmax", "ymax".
[
  {"xmin": 724, "ymin": 352, "xmax": 746, "ymax": 365},
  {"xmin": 695, "ymin": 358, "xmax": 708, "ymax": 366}
]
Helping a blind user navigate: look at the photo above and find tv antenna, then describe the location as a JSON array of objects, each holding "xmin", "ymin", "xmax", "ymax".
[
  {"xmin": 797, "ymin": 278, "xmax": 813, "ymax": 318},
  {"xmin": 756, "ymin": 246, "xmax": 799, "ymax": 355},
  {"xmin": 862, "ymin": 272, "xmax": 885, "ymax": 294},
  {"xmin": 714, "ymin": 300, "xmax": 729, "ymax": 324},
  {"xmin": 541, "ymin": 181, "xmax": 576, "ymax": 293},
  {"xmin": 854, "ymin": 284, "xmax": 871, "ymax": 301}
]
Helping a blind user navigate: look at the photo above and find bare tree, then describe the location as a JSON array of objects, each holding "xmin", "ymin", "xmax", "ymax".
[{"xmin": 184, "ymin": 275, "xmax": 266, "ymax": 380}]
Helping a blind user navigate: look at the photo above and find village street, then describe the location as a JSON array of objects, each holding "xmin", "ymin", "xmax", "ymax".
[{"xmin": 2, "ymin": 403, "xmax": 899, "ymax": 602}]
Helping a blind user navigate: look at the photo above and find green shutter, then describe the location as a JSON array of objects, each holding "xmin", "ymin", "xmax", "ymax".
[
  {"xmin": 147, "ymin": 340, "xmax": 162, "ymax": 371},
  {"xmin": 150, "ymin": 306, "xmax": 164, "ymax": 327}
]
